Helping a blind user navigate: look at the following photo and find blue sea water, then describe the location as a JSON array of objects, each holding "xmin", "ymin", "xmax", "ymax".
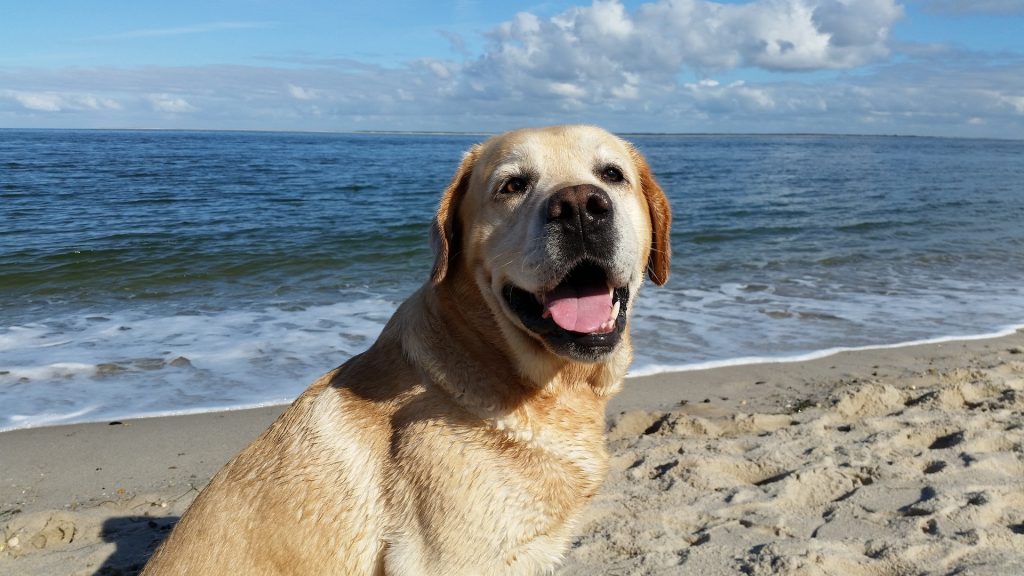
[{"xmin": 2, "ymin": 129, "xmax": 1024, "ymax": 429}]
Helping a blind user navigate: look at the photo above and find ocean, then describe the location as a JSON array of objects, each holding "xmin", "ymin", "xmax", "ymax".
[{"xmin": 2, "ymin": 129, "xmax": 1024, "ymax": 430}]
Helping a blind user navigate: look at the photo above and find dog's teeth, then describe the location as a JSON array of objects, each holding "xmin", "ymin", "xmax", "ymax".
[{"xmin": 610, "ymin": 299, "xmax": 620, "ymax": 320}]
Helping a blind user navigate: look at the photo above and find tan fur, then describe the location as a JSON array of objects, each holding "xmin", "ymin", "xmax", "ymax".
[{"xmin": 142, "ymin": 125, "xmax": 671, "ymax": 576}]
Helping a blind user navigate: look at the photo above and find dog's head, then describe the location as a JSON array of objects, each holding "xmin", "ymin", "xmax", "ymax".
[{"xmin": 430, "ymin": 125, "xmax": 671, "ymax": 371}]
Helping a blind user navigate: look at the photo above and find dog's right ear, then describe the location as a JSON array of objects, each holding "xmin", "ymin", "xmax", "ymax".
[{"xmin": 431, "ymin": 145, "xmax": 480, "ymax": 284}]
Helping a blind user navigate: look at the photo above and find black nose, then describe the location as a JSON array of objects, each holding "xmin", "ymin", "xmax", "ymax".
[{"xmin": 546, "ymin": 185, "xmax": 612, "ymax": 231}]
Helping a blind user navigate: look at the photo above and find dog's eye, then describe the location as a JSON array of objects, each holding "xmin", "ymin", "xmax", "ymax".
[
  {"xmin": 501, "ymin": 177, "xmax": 529, "ymax": 195},
  {"xmin": 601, "ymin": 166, "xmax": 624, "ymax": 183}
]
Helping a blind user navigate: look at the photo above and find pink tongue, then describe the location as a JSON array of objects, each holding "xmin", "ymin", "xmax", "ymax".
[{"xmin": 543, "ymin": 284, "xmax": 613, "ymax": 333}]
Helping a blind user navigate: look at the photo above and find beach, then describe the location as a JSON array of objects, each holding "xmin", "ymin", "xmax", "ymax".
[{"xmin": 2, "ymin": 330, "xmax": 1023, "ymax": 575}]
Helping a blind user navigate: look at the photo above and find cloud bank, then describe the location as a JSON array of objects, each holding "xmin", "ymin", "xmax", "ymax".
[
  {"xmin": 1, "ymin": 0, "xmax": 1023, "ymax": 138},
  {"xmin": 436, "ymin": 0, "xmax": 902, "ymax": 111}
]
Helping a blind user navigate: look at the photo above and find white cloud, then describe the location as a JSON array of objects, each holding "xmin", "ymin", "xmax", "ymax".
[
  {"xmin": 997, "ymin": 93, "xmax": 1024, "ymax": 114},
  {"xmin": 3, "ymin": 90, "xmax": 122, "ymax": 112},
  {"xmin": 548, "ymin": 81, "xmax": 587, "ymax": 99},
  {"xmin": 685, "ymin": 79, "xmax": 776, "ymax": 112},
  {"xmin": 287, "ymin": 84, "xmax": 319, "ymax": 100},
  {"xmin": 149, "ymin": 94, "xmax": 195, "ymax": 113},
  {"xmin": 419, "ymin": 59, "xmax": 455, "ymax": 80},
  {"xmin": 13, "ymin": 92, "xmax": 63, "ymax": 112},
  {"xmin": 77, "ymin": 94, "xmax": 123, "ymax": 110},
  {"xmin": 812, "ymin": 0, "xmax": 904, "ymax": 65},
  {"xmin": 611, "ymin": 81, "xmax": 639, "ymax": 100},
  {"xmin": 558, "ymin": 0, "xmax": 635, "ymax": 40},
  {"xmin": 446, "ymin": 0, "xmax": 903, "ymax": 109}
]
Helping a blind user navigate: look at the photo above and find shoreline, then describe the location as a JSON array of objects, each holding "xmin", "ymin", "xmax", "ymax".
[
  {"xmin": 5, "ymin": 322, "xmax": 1024, "ymax": 433},
  {"xmin": 629, "ymin": 322, "xmax": 1024, "ymax": 377},
  {"xmin": 2, "ymin": 329, "xmax": 1023, "ymax": 574}
]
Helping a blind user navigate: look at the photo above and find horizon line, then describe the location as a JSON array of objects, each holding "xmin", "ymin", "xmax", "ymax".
[{"xmin": 1, "ymin": 126, "xmax": 1021, "ymax": 143}]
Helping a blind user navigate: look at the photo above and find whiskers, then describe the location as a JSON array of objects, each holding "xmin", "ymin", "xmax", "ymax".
[{"xmin": 485, "ymin": 232, "xmax": 550, "ymax": 283}]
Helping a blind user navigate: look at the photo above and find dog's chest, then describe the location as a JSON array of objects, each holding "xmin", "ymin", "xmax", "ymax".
[{"xmin": 385, "ymin": 415, "xmax": 607, "ymax": 573}]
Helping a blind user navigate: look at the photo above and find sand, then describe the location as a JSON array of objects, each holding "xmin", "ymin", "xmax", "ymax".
[{"xmin": 2, "ymin": 330, "xmax": 1023, "ymax": 575}]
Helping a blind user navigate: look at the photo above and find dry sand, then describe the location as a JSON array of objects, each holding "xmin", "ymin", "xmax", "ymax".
[{"xmin": 2, "ymin": 330, "xmax": 1023, "ymax": 575}]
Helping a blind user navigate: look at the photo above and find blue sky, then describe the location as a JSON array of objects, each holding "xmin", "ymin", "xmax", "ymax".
[{"xmin": 2, "ymin": 0, "xmax": 1023, "ymax": 138}]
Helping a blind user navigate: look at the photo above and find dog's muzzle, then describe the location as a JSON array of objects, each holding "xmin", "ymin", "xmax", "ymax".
[{"xmin": 502, "ymin": 184, "xmax": 629, "ymax": 361}]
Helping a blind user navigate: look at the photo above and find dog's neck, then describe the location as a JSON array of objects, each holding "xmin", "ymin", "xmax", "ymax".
[{"xmin": 394, "ymin": 274, "xmax": 629, "ymax": 420}]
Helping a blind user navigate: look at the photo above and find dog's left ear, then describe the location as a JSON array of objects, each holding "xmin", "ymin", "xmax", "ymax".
[
  {"xmin": 631, "ymin": 148, "xmax": 672, "ymax": 285},
  {"xmin": 431, "ymin": 145, "xmax": 480, "ymax": 284}
]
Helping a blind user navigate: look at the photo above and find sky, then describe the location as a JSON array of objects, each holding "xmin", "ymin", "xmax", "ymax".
[{"xmin": 1, "ymin": 0, "xmax": 1023, "ymax": 138}]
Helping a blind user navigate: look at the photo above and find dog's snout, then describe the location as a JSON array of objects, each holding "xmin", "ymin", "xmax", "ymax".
[{"xmin": 547, "ymin": 185, "xmax": 612, "ymax": 228}]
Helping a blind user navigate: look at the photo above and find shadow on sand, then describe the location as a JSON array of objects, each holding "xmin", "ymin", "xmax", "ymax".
[{"xmin": 93, "ymin": 515, "xmax": 177, "ymax": 576}]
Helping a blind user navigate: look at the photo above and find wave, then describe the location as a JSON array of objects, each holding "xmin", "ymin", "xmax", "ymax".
[{"xmin": 628, "ymin": 323, "xmax": 1024, "ymax": 377}]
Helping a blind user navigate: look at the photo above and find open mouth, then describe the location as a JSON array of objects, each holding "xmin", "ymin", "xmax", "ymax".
[{"xmin": 502, "ymin": 261, "xmax": 630, "ymax": 360}]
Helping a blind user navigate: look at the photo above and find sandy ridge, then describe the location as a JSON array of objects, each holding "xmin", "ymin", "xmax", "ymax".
[{"xmin": 563, "ymin": 365, "xmax": 1024, "ymax": 574}]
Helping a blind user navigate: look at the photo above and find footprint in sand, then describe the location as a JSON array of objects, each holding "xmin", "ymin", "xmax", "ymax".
[{"xmin": 2, "ymin": 512, "xmax": 77, "ymax": 557}]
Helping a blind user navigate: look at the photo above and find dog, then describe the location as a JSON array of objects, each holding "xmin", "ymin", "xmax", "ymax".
[{"xmin": 142, "ymin": 125, "xmax": 671, "ymax": 575}]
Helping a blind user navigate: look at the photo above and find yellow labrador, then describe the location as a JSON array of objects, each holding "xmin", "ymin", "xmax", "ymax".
[{"xmin": 142, "ymin": 125, "xmax": 671, "ymax": 575}]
